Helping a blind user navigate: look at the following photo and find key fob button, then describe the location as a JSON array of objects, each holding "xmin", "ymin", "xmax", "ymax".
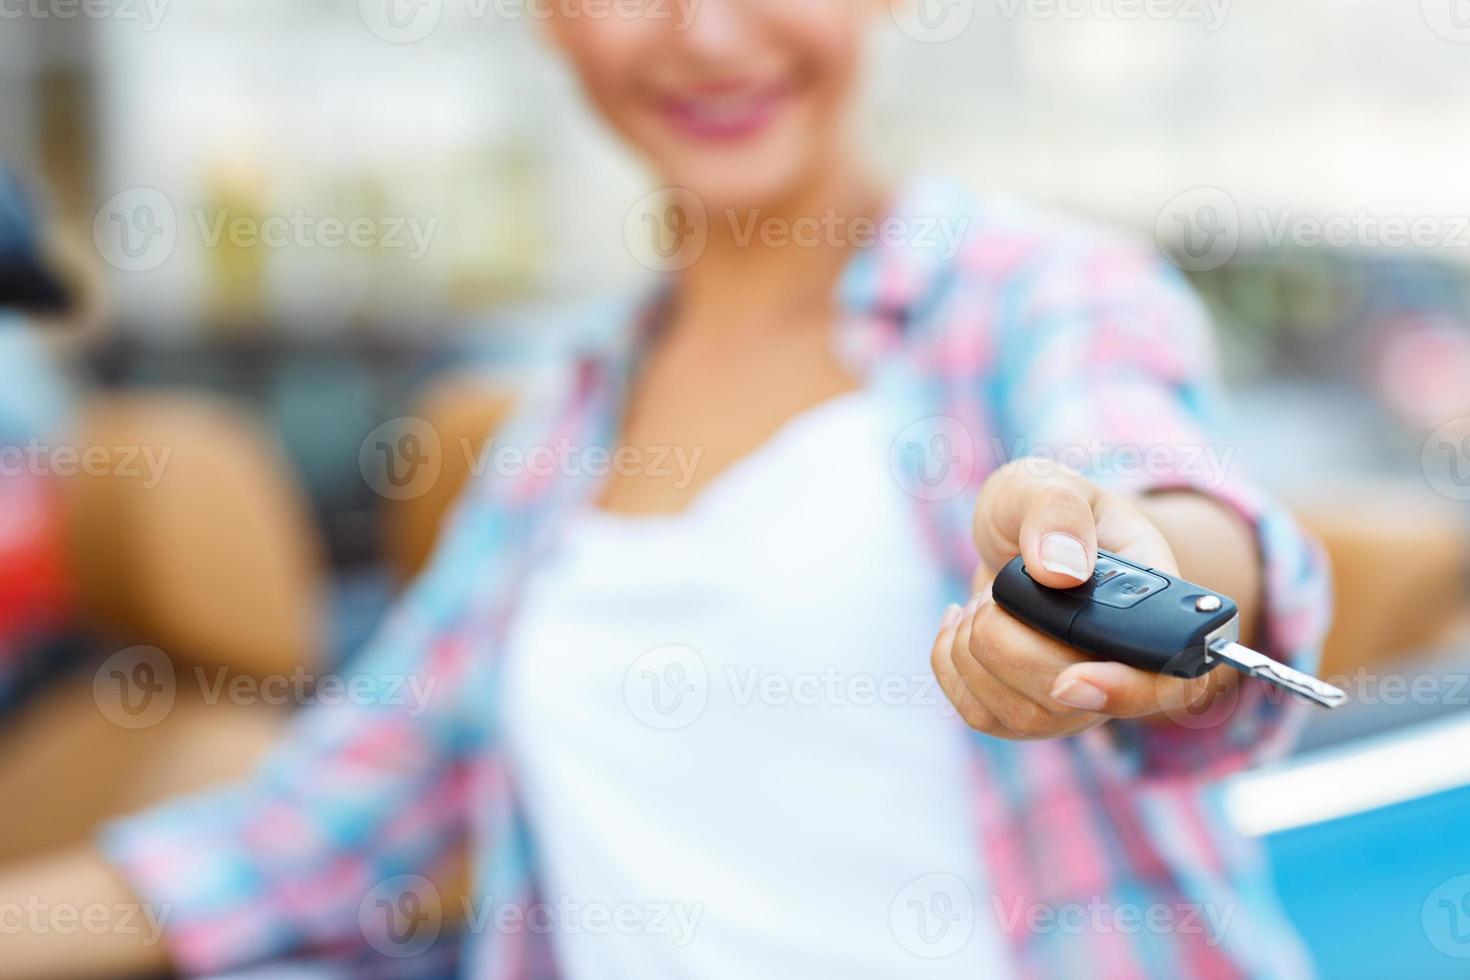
[{"xmin": 1090, "ymin": 567, "xmax": 1170, "ymax": 608}]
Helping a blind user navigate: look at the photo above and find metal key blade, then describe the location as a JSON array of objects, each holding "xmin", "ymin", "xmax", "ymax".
[{"xmin": 1207, "ymin": 640, "xmax": 1348, "ymax": 708}]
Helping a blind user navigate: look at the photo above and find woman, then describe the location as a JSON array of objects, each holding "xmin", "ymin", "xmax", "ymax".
[{"xmin": 4, "ymin": 2, "xmax": 1329, "ymax": 977}]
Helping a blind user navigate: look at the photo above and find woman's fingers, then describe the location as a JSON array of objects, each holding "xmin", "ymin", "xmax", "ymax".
[
  {"xmin": 933, "ymin": 593, "xmax": 1217, "ymax": 739},
  {"xmin": 943, "ymin": 595, "xmax": 1107, "ymax": 740},
  {"xmin": 940, "ymin": 458, "xmax": 1206, "ymax": 739},
  {"xmin": 962, "ymin": 598, "xmax": 1091, "ymax": 709},
  {"xmin": 930, "ymin": 602, "xmax": 994, "ymax": 732},
  {"xmin": 973, "ymin": 459, "xmax": 1099, "ymax": 590},
  {"xmin": 1051, "ymin": 659, "xmax": 1220, "ymax": 719}
]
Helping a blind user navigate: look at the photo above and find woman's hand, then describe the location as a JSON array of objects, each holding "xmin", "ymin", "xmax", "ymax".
[{"xmin": 931, "ymin": 459, "xmax": 1228, "ymax": 739}]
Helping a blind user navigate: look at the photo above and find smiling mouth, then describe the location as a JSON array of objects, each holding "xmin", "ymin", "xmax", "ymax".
[{"xmin": 656, "ymin": 82, "xmax": 795, "ymax": 143}]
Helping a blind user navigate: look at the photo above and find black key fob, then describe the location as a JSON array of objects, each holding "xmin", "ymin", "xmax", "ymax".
[{"xmin": 991, "ymin": 549, "xmax": 1238, "ymax": 678}]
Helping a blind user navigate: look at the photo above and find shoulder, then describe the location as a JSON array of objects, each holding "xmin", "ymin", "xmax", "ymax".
[
  {"xmin": 447, "ymin": 289, "xmax": 654, "ymax": 502},
  {"xmin": 882, "ymin": 177, "xmax": 1212, "ymax": 373},
  {"xmin": 449, "ymin": 288, "xmax": 655, "ymax": 409},
  {"xmin": 893, "ymin": 175, "xmax": 1196, "ymax": 316}
]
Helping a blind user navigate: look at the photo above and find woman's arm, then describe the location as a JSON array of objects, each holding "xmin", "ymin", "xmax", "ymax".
[
  {"xmin": 0, "ymin": 848, "xmax": 170, "ymax": 979},
  {"xmin": 933, "ymin": 231, "xmax": 1330, "ymax": 776},
  {"xmin": 1137, "ymin": 487, "xmax": 1262, "ymax": 645},
  {"xmin": 934, "ymin": 459, "xmax": 1254, "ymax": 742},
  {"xmin": 25, "ymin": 463, "xmax": 515, "ymax": 976}
]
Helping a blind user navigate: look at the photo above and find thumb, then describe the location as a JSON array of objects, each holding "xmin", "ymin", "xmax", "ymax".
[{"xmin": 976, "ymin": 461, "xmax": 1099, "ymax": 590}]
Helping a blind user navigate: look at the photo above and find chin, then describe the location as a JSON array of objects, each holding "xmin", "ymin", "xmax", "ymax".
[
  {"xmin": 647, "ymin": 120, "xmax": 826, "ymax": 215},
  {"xmin": 667, "ymin": 153, "xmax": 814, "ymax": 215}
]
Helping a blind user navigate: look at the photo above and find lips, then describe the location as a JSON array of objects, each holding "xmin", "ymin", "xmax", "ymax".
[{"xmin": 656, "ymin": 81, "xmax": 794, "ymax": 143}]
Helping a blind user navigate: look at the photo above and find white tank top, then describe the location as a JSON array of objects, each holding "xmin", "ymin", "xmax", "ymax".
[{"xmin": 499, "ymin": 390, "xmax": 1012, "ymax": 979}]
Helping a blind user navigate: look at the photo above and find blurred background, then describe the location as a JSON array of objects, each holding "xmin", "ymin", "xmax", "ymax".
[{"xmin": 2, "ymin": 2, "xmax": 1470, "ymax": 976}]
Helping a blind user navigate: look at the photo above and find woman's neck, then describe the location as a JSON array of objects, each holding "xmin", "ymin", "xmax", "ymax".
[{"xmin": 671, "ymin": 163, "xmax": 886, "ymax": 340}]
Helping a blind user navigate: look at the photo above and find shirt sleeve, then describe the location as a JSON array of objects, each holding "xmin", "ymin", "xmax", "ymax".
[
  {"xmin": 96, "ymin": 489, "xmax": 504, "ymax": 974},
  {"xmin": 989, "ymin": 236, "xmax": 1332, "ymax": 782}
]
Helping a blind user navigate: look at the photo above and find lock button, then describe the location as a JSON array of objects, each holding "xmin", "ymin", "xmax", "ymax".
[{"xmin": 1087, "ymin": 561, "xmax": 1169, "ymax": 609}]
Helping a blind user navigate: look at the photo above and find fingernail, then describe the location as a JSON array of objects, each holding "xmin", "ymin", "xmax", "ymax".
[
  {"xmin": 1051, "ymin": 676, "xmax": 1107, "ymax": 711},
  {"xmin": 963, "ymin": 588, "xmax": 989, "ymax": 617},
  {"xmin": 1040, "ymin": 533, "xmax": 1091, "ymax": 582},
  {"xmin": 941, "ymin": 603, "xmax": 963, "ymax": 629}
]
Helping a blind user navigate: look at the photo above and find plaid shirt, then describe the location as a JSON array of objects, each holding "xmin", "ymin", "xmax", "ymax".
[{"xmin": 102, "ymin": 177, "xmax": 1330, "ymax": 979}]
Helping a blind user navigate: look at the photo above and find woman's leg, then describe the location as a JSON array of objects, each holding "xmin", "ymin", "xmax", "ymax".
[
  {"xmin": 61, "ymin": 391, "xmax": 327, "ymax": 681},
  {"xmin": 1, "ymin": 390, "xmax": 322, "ymax": 857},
  {"xmin": 0, "ymin": 676, "xmax": 284, "ymax": 864},
  {"xmin": 381, "ymin": 372, "xmax": 517, "ymax": 581},
  {"xmin": 0, "ymin": 843, "xmax": 173, "ymax": 979}
]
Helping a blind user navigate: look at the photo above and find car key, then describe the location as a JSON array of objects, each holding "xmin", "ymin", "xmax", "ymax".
[{"xmin": 992, "ymin": 549, "xmax": 1346, "ymax": 708}]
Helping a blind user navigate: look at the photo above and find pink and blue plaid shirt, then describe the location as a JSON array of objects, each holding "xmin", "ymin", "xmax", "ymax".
[{"xmin": 102, "ymin": 177, "xmax": 1331, "ymax": 979}]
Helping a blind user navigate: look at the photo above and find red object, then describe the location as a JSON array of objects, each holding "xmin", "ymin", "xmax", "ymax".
[
  {"xmin": 0, "ymin": 470, "xmax": 71, "ymax": 654},
  {"xmin": 1371, "ymin": 312, "xmax": 1470, "ymax": 433}
]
